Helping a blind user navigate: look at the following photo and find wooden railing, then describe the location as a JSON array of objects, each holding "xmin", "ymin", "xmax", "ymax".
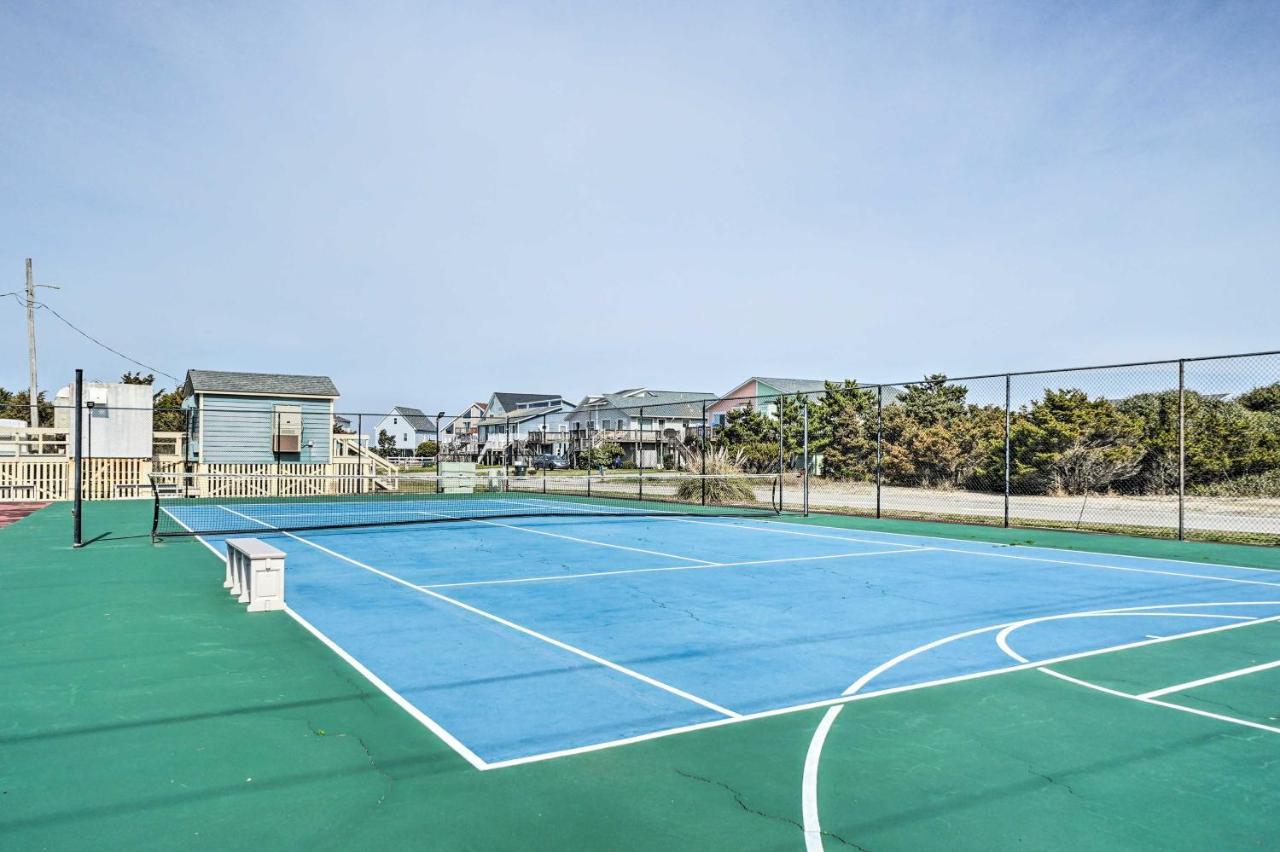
[
  {"xmin": 528, "ymin": 428, "xmax": 699, "ymax": 445},
  {"xmin": 0, "ymin": 432, "xmax": 395, "ymax": 502},
  {"xmin": 0, "ymin": 427, "xmax": 69, "ymax": 457}
]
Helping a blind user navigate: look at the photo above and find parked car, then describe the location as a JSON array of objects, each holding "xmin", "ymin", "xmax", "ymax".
[{"xmin": 531, "ymin": 453, "xmax": 570, "ymax": 470}]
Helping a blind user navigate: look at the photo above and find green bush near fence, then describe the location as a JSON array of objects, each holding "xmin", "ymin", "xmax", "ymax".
[{"xmin": 713, "ymin": 379, "xmax": 1280, "ymax": 498}]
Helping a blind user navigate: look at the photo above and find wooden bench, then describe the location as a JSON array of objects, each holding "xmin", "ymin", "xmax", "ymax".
[{"xmin": 224, "ymin": 538, "xmax": 287, "ymax": 612}]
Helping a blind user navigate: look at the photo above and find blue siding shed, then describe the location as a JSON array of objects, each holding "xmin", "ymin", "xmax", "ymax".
[{"xmin": 182, "ymin": 370, "xmax": 340, "ymax": 465}]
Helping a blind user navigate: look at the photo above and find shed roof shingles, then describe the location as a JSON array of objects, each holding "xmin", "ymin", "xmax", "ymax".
[{"xmin": 185, "ymin": 370, "xmax": 340, "ymax": 398}]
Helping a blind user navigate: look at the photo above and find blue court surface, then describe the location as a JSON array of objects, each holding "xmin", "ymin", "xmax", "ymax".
[{"xmin": 170, "ymin": 505, "xmax": 1280, "ymax": 769}]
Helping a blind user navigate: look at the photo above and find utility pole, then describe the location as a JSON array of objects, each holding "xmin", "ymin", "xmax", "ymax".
[
  {"xmin": 26, "ymin": 259, "xmax": 38, "ymax": 428},
  {"xmin": 12, "ymin": 260, "xmax": 60, "ymax": 428}
]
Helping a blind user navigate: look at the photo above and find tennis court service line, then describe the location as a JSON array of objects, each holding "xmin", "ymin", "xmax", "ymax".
[
  {"xmin": 422, "ymin": 547, "xmax": 934, "ymax": 589},
  {"xmin": 664, "ymin": 516, "xmax": 1280, "ymax": 590},
  {"xmin": 1137, "ymin": 658, "xmax": 1280, "ymax": 699},
  {"xmin": 494, "ymin": 497, "xmax": 922, "ymax": 552},
  {"xmin": 214, "ymin": 505, "xmax": 742, "ymax": 719},
  {"xmin": 409, "ymin": 509, "xmax": 718, "ymax": 565}
]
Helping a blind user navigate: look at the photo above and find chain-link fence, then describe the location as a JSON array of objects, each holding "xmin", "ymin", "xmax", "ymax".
[
  {"xmin": 3, "ymin": 350, "xmax": 1277, "ymax": 546},
  {"xmin": 783, "ymin": 354, "xmax": 1278, "ymax": 545}
]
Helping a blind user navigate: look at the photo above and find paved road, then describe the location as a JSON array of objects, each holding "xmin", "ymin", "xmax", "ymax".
[{"xmin": 778, "ymin": 480, "xmax": 1280, "ymax": 538}]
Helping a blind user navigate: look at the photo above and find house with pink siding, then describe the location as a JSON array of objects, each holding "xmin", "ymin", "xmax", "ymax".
[{"xmin": 706, "ymin": 377, "xmax": 827, "ymax": 429}]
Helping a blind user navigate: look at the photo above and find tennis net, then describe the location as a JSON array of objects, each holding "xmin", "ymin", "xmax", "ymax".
[{"xmin": 149, "ymin": 470, "xmax": 782, "ymax": 538}]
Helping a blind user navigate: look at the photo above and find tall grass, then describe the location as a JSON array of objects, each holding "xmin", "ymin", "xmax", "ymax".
[{"xmin": 673, "ymin": 445, "xmax": 758, "ymax": 504}]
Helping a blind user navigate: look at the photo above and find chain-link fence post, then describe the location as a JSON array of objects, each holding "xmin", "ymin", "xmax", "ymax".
[
  {"xmin": 700, "ymin": 400, "xmax": 708, "ymax": 506},
  {"xmin": 875, "ymin": 385, "xmax": 883, "ymax": 519},
  {"xmin": 542, "ymin": 412, "xmax": 548, "ymax": 494},
  {"xmin": 639, "ymin": 406, "xmax": 645, "ymax": 501},
  {"xmin": 802, "ymin": 399, "xmax": 809, "ymax": 517},
  {"xmin": 1004, "ymin": 374, "xmax": 1011, "ymax": 528},
  {"xmin": 1178, "ymin": 359, "xmax": 1186, "ymax": 541},
  {"xmin": 72, "ymin": 368, "xmax": 83, "ymax": 547},
  {"xmin": 435, "ymin": 412, "xmax": 444, "ymax": 494},
  {"xmin": 357, "ymin": 414, "xmax": 364, "ymax": 494},
  {"xmin": 274, "ymin": 409, "xmax": 281, "ymax": 496},
  {"xmin": 778, "ymin": 396, "xmax": 785, "ymax": 511}
]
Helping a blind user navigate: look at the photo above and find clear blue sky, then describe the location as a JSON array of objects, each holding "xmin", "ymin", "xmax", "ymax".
[{"xmin": 2, "ymin": 1, "xmax": 1278, "ymax": 414}]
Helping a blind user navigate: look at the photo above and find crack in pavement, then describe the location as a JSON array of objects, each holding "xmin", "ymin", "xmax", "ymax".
[
  {"xmin": 673, "ymin": 768, "xmax": 865, "ymax": 850},
  {"xmin": 306, "ymin": 718, "xmax": 394, "ymax": 807},
  {"xmin": 1027, "ymin": 767, "xmax": 1078, "ymax": 798}
]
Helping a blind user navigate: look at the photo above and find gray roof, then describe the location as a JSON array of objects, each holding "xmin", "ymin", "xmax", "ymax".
[
  {"xmin": 493, "ymin": 392, "xmax": 563, "ymax": 411},
  {"xmin": 754, "ymin": 377, "xmax": 828, "ymax": 396},
  {"xmin": 390, "ymin": 406, "xmax": 435, "ymax": 431},
  {"xmin": 571, "ymin": 389, "xmax": 713, "ymax": 419},
  {"xmin": 477, "ymin": 403, "xmax": 566, "ymax": 427},
  {"xmin": 184, "ymin": 369, "xmax": 339, "ymax": 398}
]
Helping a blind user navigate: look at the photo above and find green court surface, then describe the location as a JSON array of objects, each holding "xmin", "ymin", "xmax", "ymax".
[{"xmin": 2, "ymin": 501, "xmax": 1278, "ymax": 850}]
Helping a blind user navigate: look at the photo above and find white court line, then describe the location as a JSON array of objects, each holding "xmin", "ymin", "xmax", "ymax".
[
  {"xmin": 1139, "ymin": 658, "xmax": 1280, "ymax": 699},
  {"xmin": 216, "ymin": 505, "xmax": 741, "ymax": 720},
  {"xmin": 994, "ymin": 612, "xmax": 1254, "ymax": 663},
  {"xmin": 494, "ymin": 602, "xmax": 1280, "ymax": 770},
  {"xmin": 655, "ymin": 515, "xmax": 1280, "ymax": 590},
  {"xmin": 165, "ymin": 507, "xmax": 1280, "ymax": 776},
  {"xmin": 410, "ymin": 509, "xmax": 717, "ymax": 565},
  {"xmin": 799, "ymin": 605, "xmax": 1280, "ymax": 852},
  {"xmin": 161, "ymin": 509, "xmax": 493, "ymax": 769},
  {"xmin": 423, "ymin": 548, "xmax": 933, "ymax": 589},
  {"xmin": 710, "ymin": 514, "xmax": 1280, "ymax": 575},
  {"xmin": 1037, "ymin": 668, "xmax": 1280, "ymax": 736}
]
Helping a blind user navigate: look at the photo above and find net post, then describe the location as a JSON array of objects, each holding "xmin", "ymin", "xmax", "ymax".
[
  {"xmin": 1178, "ymin": 359, "xmax": 1185, "ymax": 541},
  {"xmin": 875, "ymin": 385, "xmax": 883, "ymax": 520},
  {"xmin": 802, "ymin": 398, "xmax": 809, "ymax": 517},
  {"xmin": 72, "ymin": 368, "xmax": 84, "ymax": 548},
  {"xmin": 700, "ymin": 400, "xmax": 707, "ymax": 506},
  {"xmin": 149, "ymin": 471, "xmax": 160, "ymax": 542},
  {"xmin": 1003, "ymin": 374, "xmax": 1011, "ymax": 528}
]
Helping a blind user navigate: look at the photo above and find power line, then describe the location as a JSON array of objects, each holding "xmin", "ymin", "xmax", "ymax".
[{"xmin": 1, "ymin": 291, "xmax": 181, "ymax": 383}]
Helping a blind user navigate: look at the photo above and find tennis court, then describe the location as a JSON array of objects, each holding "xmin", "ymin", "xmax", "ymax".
[
  {"xmin": 158, "ymin": 473, "xmax": 1280, "ymax": 780},
  {"xmin": 5, "ymin": 490, "xmax": 1280, "ymax": 849}
]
